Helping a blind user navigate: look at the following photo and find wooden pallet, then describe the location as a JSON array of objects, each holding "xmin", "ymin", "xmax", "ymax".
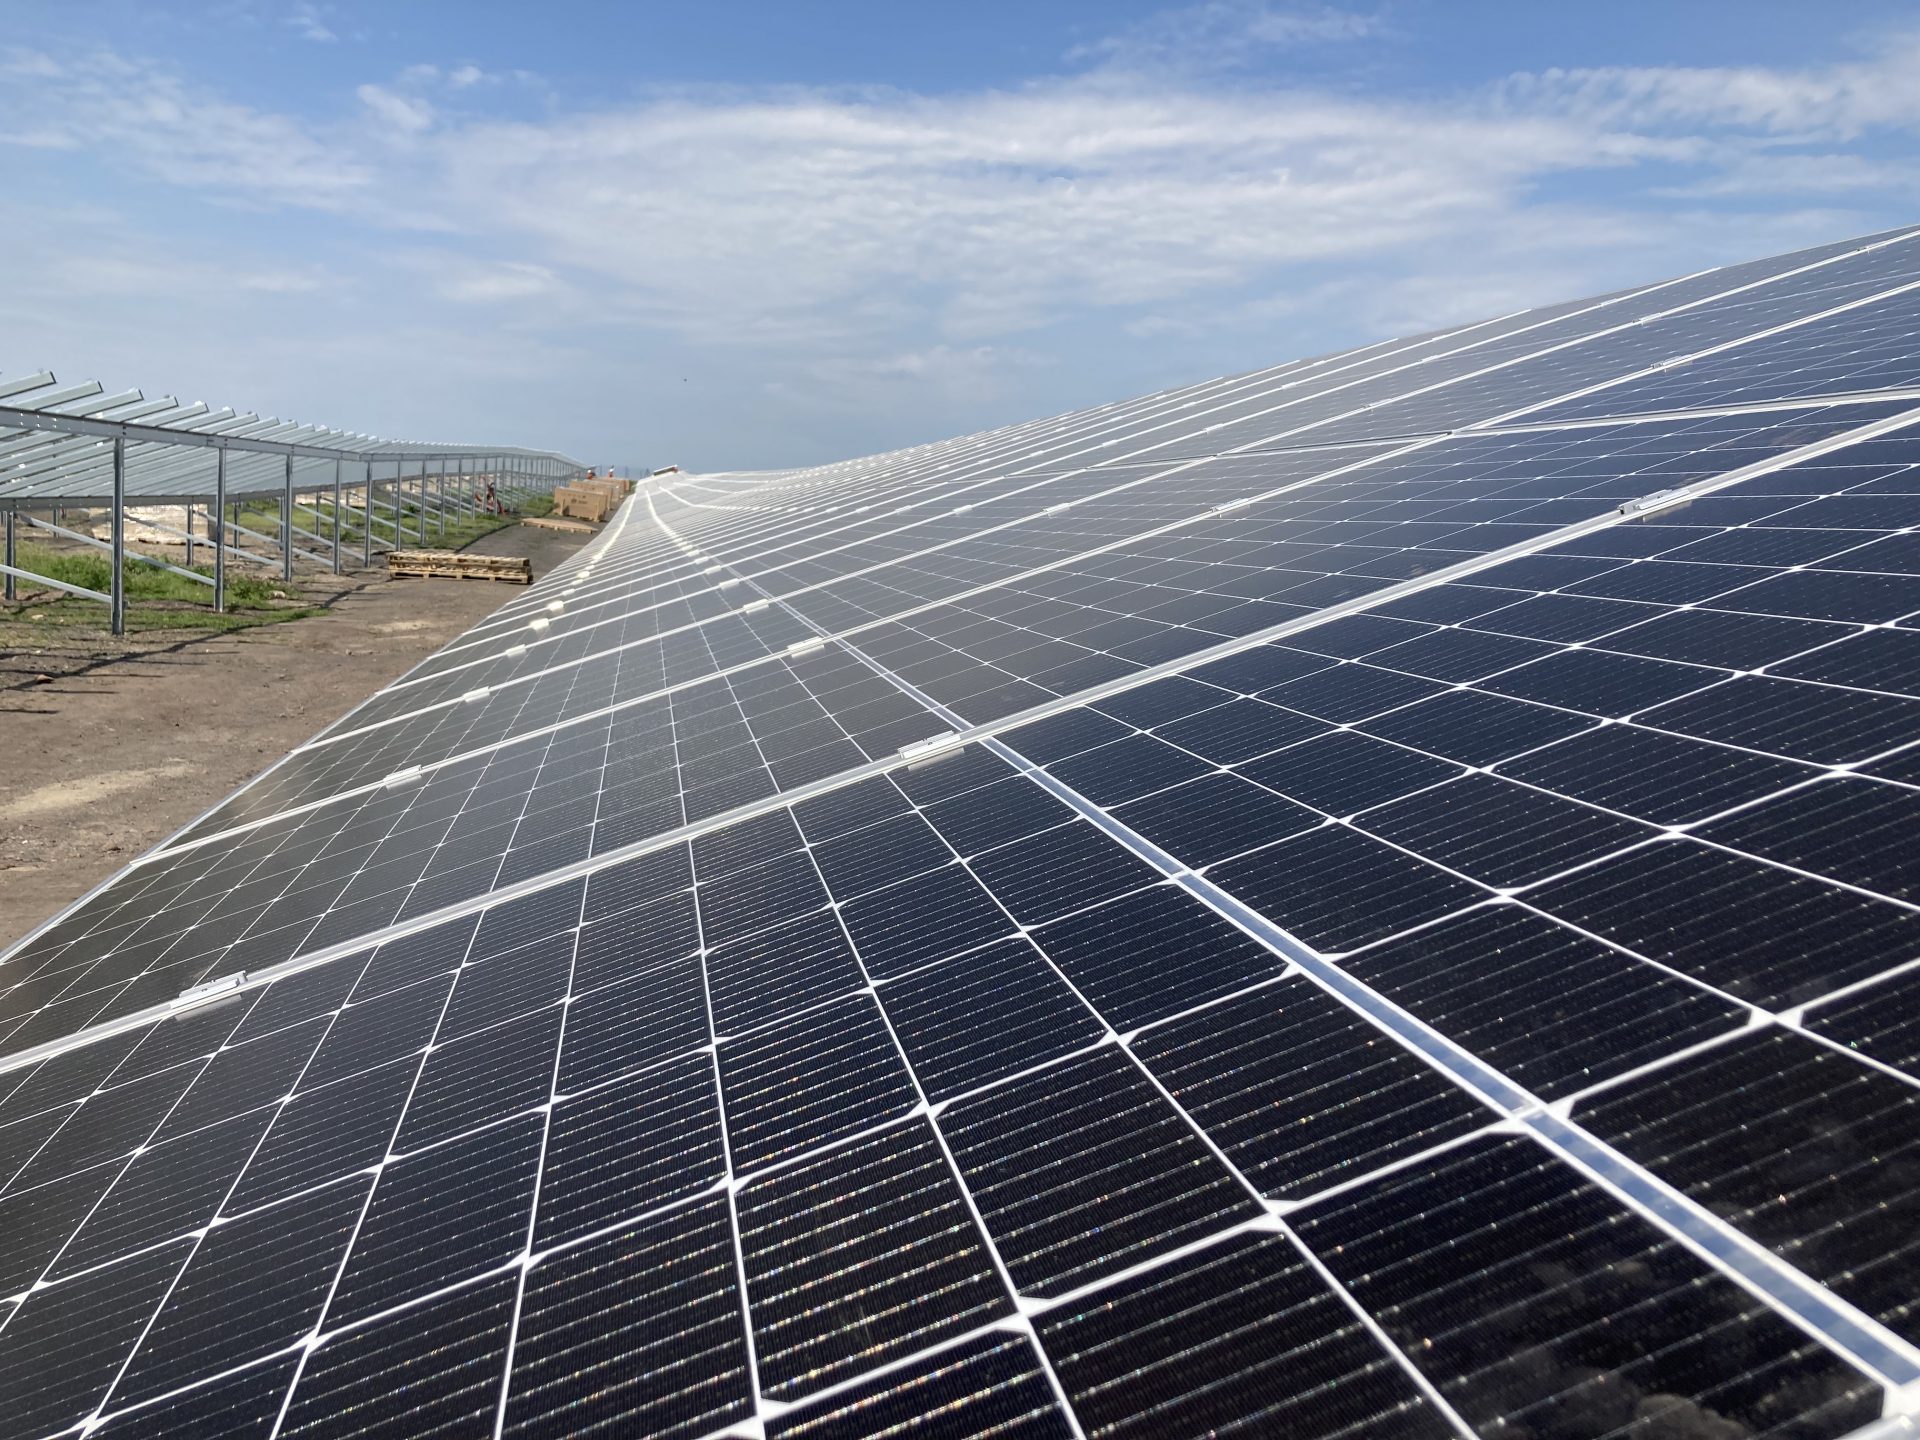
[
  {"xmin": 387, "ymin": 550, "xmax": 532, "ymax": 583},
  {"xmin": 523, "ymin": 515, "xmax": 595, "ymax": 533}
]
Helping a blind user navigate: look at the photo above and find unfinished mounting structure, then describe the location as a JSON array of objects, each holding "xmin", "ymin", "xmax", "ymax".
[{"xmin": 0, "ymin": 370, "xmax": 587, "ymax": 631}]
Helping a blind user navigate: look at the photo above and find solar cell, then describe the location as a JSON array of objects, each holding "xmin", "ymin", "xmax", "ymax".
[{"xmin": 1291, "ymin": 1133, "xmax": 1882, "ymax": 1438}]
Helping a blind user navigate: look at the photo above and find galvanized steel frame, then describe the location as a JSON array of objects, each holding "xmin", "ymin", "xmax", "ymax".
[{"xmin": 0, "ymin": 369, "xmax": 588, "ymax": 632}]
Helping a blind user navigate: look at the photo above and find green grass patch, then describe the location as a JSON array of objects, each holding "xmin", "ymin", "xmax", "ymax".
[
  {"xmin": 8, "ymin": 542, "xmax": 287, "ymax": 607},
  {"xmin": 0, "ymin": 540, "xmax": 316, "ymax": 636},
  {"xmin": 1, "ymin": 603, "xmax": 322, "ymax": 637}
]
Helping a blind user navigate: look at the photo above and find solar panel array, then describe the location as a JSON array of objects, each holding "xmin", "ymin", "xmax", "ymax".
[{"xmin": 4, "ymin": 226, "xmax": 1920, "ymax": 1440}]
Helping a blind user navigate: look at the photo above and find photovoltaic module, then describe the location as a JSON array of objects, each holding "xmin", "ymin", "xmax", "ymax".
[{"xmin": 3, "ymin": 226, "xmax": 1920, "ymax": 1439}]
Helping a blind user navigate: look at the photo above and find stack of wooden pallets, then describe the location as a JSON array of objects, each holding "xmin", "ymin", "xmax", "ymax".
[{"xmin": 386, "ymin": 549, "xmax": 533, "ymax": 583}]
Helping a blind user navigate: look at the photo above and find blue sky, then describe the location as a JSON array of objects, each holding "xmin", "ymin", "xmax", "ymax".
[{"xmin": 4, "ymin": 1, "xmax": 1919, "ymax": 470}]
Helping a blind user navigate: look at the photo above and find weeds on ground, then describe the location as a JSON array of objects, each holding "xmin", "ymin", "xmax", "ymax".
[
  {"xmin": 4, "ymin": 494, "xmax": 550, "ymax": 642},
  {"xmin": 9, "ymin": 542, "xmax": 287, "ymax": 606},
  {"xmin": 1, "ymin": 541, "xmax": 311, "ymax": 636}
]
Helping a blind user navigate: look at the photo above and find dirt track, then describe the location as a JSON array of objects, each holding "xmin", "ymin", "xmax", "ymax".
[{"xmin": 0, "ymin": 523, "xmax": 591, "ymax": 954}]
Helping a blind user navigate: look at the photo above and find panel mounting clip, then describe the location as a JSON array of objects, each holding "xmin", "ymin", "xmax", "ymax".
[
  {"xmin": 898, "ymin": 730, "xmax": 962, "ymax": 761},
  {"xmin": 172, "ymin": 972, "xmax": 247, "ymax": 1009},
  {"xmin": 1619, "ymin": 488, "xmax": 1689, "ymax": 518}
]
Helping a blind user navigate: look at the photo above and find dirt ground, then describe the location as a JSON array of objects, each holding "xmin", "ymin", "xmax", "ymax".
[{"xmin": 0, "ymin": 523, "xmax": 593, "ymax": 955}]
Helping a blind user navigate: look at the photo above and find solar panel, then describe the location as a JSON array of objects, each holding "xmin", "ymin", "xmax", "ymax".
[{"xmin": 3, "ymin": 226, "xmax": 1919, "ymax": 1439}]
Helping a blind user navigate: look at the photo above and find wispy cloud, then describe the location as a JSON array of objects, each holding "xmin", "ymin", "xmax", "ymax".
[
  {"xmin": 431, "ymin": 259, "xmax": 566, "ymax": 304},
  {"xmin": 1070, "ymin": 1, "xmax": 1388, "ymax": 71},
  {"xmin": 286, "ymin": 2, "xmax": 336, "ymax": 44},
  {"xmin": 356, "ymin": 81, "xmax": 434, "ymax": 134},
  {"xmin": 1499, "ymin": 32, "xmax": 1920, "ymax": 140},
  {"xmin": 2, "ymin": 8, "xmax": 1919, "ymax": 465},
  {"xmin": 0, "ymin": 48, "xmax": 369, "ymax": 206}
]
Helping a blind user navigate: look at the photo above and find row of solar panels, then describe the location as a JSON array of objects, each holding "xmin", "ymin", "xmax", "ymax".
[
  {"xmin": 1, "ymin": 225, "xmax": 1918, "ymax": 1440},
  {"xmin": 7, "ymin": 391, "xmax": 1909, "ymax": 1063}
]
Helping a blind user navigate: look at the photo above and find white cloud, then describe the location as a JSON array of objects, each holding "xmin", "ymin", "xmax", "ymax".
[
  {"xmin": 3, "ymin": 11, "xmax": 1920, "ymax": 466},
  {"xmin": 1071, "ymin": 1, "xmax": 1386, "ymax": 71},
  {"xmin": 1, "ymin": 47, "xmax": 65, "ymax": 80},
  {"xmin": 286, "ymin": 3, "xmax": 337, "ymax": 44},
  {"xmin": 432, "ymin": 260, "xmax": 565, "ymax": 304},
  {"xmin": 407, "ymin": 79, "xmax": 1718, "ymax": 353},
  {"xmin": 356, "ymin": 83, "xmax": 434, "ymax": 134},
  {"xmin": 0, "ymin": 125, "xmax": 78, "ymax": 149},
  {"xmin": 1495, "ymin": 31, "xmax": 1920, "ymax": 140},
  {"xmin": 0, "ymin": 50, "xmax": 367, "ymax": 205},
  {"xmin": 1655, "ymin": 151, "xmax": 1920, "ymax": 199}
]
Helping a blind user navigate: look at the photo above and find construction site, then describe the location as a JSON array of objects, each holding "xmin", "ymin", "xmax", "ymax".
[
  {"xmin": 3, "ymin": 7, "xmax": 1919, "ymax": 1438},
  {"xmin": 0, "ymin": 372, "xmax": 616, "ymax": 953}
]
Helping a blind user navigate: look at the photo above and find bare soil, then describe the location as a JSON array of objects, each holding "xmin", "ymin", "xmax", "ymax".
[{"xmin": 0, "ymin": 522, "xmax": 592, "ymax": 954}]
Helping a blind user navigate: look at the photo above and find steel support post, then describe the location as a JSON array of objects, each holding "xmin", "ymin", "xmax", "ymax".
[
  {"xmin": 281, "ymin": 454, "xmax": 294, "ymax": 582},
  {"xmin": 363, "ymin": 463, "xmax": 374, "ymax": 568},
  {"xmin": 416, "ymin": 468, "xmax": 427, "ymax": 546},
  {"xmin": 184, "ymin": 502, "xmax": 196, "ymax": 570},
  {"xmin": 331, "ymin": 458, "xmax": 344, "ymax": 574},
  {"xmin": 214, "ymin": 450, "xmax": 228, "ymax": 613},
  {"xmin": 110, "ymin": 435, "xmax": 126, "ymax": 636},
  {"xmin": 4, "ymin": 509, "xmax": 15, "ymax": 602}
]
